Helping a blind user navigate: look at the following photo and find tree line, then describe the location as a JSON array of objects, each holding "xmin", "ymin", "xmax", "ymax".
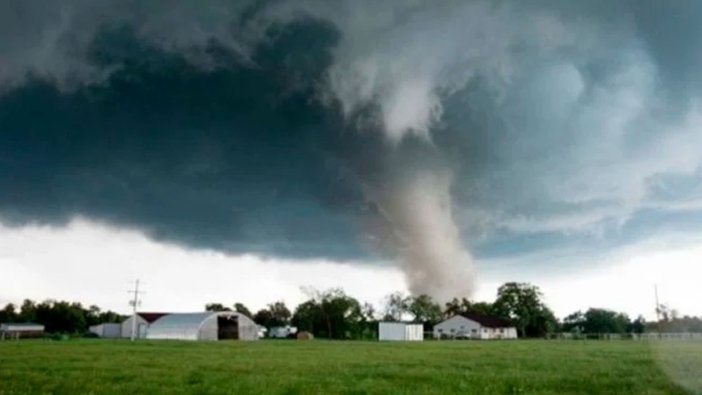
[
  {"xmin": 0, "ymin": 300, "xmax": 124, "ymax": 334},
  {"xmin": 3, "ymin": 282, "xmax": 698, "ymax": 337},
  {"xmin": 205, "ymin": 282, "xmax": 695, "ymax": 339}
]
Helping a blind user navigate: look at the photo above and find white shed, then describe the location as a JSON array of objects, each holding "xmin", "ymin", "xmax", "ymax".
[
  {"xmin": 0, "ymin": 323, "xmax": 44, "ymax": 339},
  {"xmin": 146, "ymin": 312, "xmax": 259, "ymax": 341},
  {"xmin": 433, "ymin": 313, "xmax": 517, "ymax": 340},
  {"xmin": 378, "ymin": 322, "xmax": 424, "ymax": 341},
  {"xmin": 89, "ymin": 323, "xmax": 122, "ymax": 338}
]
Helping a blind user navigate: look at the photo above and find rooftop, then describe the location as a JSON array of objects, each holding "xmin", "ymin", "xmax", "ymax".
[{"xmin": 459, "ymin": 313, "xmax": 512, "ymax": 328}]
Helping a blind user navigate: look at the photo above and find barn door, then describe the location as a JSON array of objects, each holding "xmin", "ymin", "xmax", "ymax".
[{"xmin": 217, "ymin": 315, "xmax": 239, "ymax": 340}]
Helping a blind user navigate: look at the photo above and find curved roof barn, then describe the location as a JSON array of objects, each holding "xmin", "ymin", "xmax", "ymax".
[{"xmin": 146, "ymin": 311, "xmax": 258, "ymax": 341}]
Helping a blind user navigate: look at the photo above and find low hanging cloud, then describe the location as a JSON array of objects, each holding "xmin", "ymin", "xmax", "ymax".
[{"xmin": 1, "ymin": 0, "xmax": 701, "ymax": 300}]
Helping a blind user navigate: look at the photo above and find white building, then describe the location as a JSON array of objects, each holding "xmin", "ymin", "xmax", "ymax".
[
  {"xmin": 0, "ymin": 323, "xmax": 44, "ymax": 339},
  {"xmin": 433, "ymin": 313, "xmax": 517, "ymax": 340},
  {"xmin": 378, "ymin": 322, "xmax": 424, "ymax": 341},
  {"xmin": 89, "ymin": 323, "xmax": 122, "ymax": 338},
  {"xmin": 146, "ymin": 312, "xmax": 259, "ymax": 341}
]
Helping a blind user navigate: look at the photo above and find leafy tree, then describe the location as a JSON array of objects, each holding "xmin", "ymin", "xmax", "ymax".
[
  {"xmin": 493, "ymin": 282, "xmax": 556, "ymax": 337},
  {"xmin": 407, "ymin": 294, "xmax": 442, "ymax": 330},
  {"xmin": 469, "ymin": 302, "xmax": 495, "ymax": 317},
  {"xmin": 253, "ymin": 301, "xmax": 291, "ymax": 328},
  {"xmin": 628, "ymin": 315, "xmax": 646, "ymax": 334},
  {"xmin": 582, "ymin": 308, "xmax": 631, "ymax": 334},
  {"xmin": 444, "ymin": 297, "xmax": 472, "ymax": 318},
  {"xmin": 532, "ymin": 306, "xmax": 559, "ymax": 337},
  {"xmin": 234, "ymin": 303, "xmax": 253, "ymax": 318},
  {"xmin": 253, "ymin": 309, "xmax": 274, "ymax": 328},
  {"xmin": 290, "ymin": 300, "xmax": 319, "ymax": 333},
  {"xmin": 657, "ymin": 304, "xmax": 679, "ymax": 323},
  {"xmin": 291, "ymin": 289, "xmax": 365, "ymax": 339},
  {"xmin": 34, "ymin": 301, "xmax": 87, "ymax": 333},
  {"xmin": 97, "ymin": 310, "xmax": 124, "ymax": 324},
  {"xmin": 361, "ymin": 302, "xmax": 377, "ymax": 322},
  {"xmin": 562, "ymin": 310, "xmax": 586, "ymax": 333},
  {"xmin": 319, "ymin": 290, "xmax": 363, "ymax": 339},
  {"xmin": 267, "ymin": 301, "xmax": 292, "ymax": 326},
  {"xmin": 19, "ymin": 299, "xmax": 37, "ymax": 322},
  {"xmin": 205, "ymin": 303, "xmax": 231, "ymax": 312},
  {"xmin": 0, "ymin": 303, "xmax": 17, "ymax": 323},
  {"xmin": 86, "ymin": 305, "xmax": 102, "ymax": 327},
  {"xmin": 383, "ymin": 292, "xmax": 410, "ymax": 321}
]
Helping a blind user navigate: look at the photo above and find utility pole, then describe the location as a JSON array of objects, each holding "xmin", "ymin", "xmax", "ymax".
[{"xmin": 128, "ymin": 279, "xmax": 145, "ymax": 341}]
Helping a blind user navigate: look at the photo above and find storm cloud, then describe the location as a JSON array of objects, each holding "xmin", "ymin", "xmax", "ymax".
[{"xmin": 1, "ymin": 0, "xmax": 701, "ymax": 299}]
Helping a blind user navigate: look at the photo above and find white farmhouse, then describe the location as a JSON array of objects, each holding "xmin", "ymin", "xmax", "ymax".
[{"xmin": 433, "ymin": 313, "xmax": 517, "ymax": 340}]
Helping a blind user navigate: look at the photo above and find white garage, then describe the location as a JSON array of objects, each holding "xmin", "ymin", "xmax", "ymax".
[
  {"xmin": 378, "ymin": 322, "xmax": 424, "ymax": 341},
  {"xmin": 146, "ymin": 311, "xmax": 259, "ymax": 341}
]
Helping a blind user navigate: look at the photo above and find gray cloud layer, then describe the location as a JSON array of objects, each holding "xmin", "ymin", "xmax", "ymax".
[{"xmin": 1, "ymin": 0, "xmax": 701, "ymax": 296}]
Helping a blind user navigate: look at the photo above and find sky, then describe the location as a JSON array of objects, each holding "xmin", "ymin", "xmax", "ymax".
[{"xmin": 1, "ymin": 0, "xmax": 701, "ymax": 319}]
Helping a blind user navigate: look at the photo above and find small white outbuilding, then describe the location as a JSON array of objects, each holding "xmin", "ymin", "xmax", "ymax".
[
  {"xmin": 378, "ymin": 322, "xmax": 424, "ymax": 341},
  {"xmin": 89, "ymin": 323, "xmax": 122, "ymax": 338}
]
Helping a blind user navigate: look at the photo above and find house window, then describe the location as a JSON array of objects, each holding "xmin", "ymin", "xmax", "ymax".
[
  {"xmin": 471, "ymin": 329, "xmax": 477, "ymax": 334},
  {"xmin": 438, "ymin": 329, "xmax": 443, "ymax": 333},
  {"xmin": 499, "ymin": 328, "xmax": 504, "ymax": 334}
]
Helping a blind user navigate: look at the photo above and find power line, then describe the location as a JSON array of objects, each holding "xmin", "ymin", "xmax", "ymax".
[{"xmin": 128, "ymin": 279, "xmax": 146, "ymax": 341}]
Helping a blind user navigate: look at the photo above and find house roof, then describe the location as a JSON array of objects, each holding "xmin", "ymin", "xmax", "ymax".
[
  {"xmin": 137, "ymin": 312, "xmax": 168, "ymax": 323},
  {"xmin": 459, "ymin": 313, "xmax": 512, "ymax": 328}
]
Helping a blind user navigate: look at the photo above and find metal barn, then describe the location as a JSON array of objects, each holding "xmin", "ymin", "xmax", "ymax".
[
  {"xmin": 121, "ymin": 312, "xmax": 167, "ymax": 339},
  {"xmin": 146, "ymin": 312, "xmax": 259, "ymax": 341},
  {"xmin": 378, "ymin": 322, "xmax": 424, "ymax": 341}
]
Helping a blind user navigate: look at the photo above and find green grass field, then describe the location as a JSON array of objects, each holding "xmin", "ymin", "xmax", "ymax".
[{"xmin": 1, "ymin": 339, "xmax": 700, "ymax": 394}]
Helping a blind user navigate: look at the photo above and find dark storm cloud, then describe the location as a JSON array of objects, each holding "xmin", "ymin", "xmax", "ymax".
[
  {"xmin": 1, "ymin": 0, "xmax": 702, "ymax": 272},
  {"xmin": 0, "ymin": 18, "xmax": 372, "ymax": 258}
]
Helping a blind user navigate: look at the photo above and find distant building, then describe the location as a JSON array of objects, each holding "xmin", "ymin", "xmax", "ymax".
[
  {"xmin": 146, "ymin": 312, "xmax": 259, "ymax": 341},
  {"xmin": 89, "ymin": 323, "xmax": 122, "ymax": 338},
  {"xmin": 378, "ymin": 322, "xmax": 424, "ymax": 341},
  {"xmin": 433, "ymin": 313, "xmax": 517, "ymax": 339},
  {"xmin": 0, "ymin": 323, "xmax": 45, "ymax": 340},
  {"xmin": 269, "ymin": 326, "xmax": 297, "ymax": 338}
]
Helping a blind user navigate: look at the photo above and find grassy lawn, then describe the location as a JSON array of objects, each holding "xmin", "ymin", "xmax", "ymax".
[{"xmin": 0, "ymin": 339, "xmax": 699, "ymax": 394}]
